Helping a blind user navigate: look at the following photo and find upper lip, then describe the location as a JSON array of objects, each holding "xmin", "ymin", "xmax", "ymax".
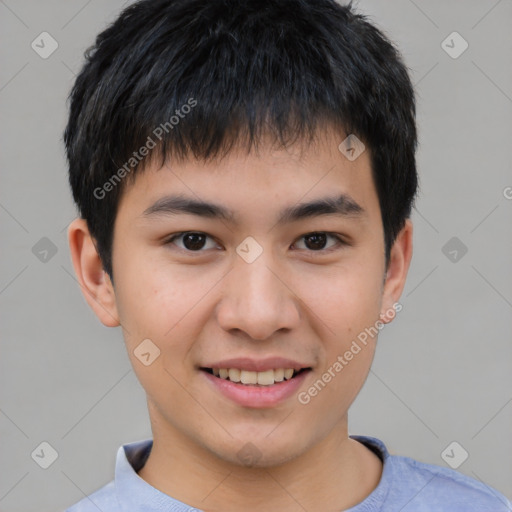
[{"xmin": 200, "ymin": 357, "xmax": 312, "ymax": 372}]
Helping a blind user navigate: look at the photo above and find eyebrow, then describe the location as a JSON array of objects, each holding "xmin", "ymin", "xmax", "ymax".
[{"xmin": 142, "ymin": 193, "xmax": 365, "ymax": 225}]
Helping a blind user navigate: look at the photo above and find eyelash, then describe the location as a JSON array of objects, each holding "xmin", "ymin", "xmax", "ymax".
[{"xmin": 164, "ymin": 231, "xmax": 348, "ymax": 256}]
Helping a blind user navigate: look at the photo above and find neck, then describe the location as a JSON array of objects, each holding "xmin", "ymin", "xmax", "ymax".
[{"xmin": 137, "ymin": 411, "xmax": 382, "ymax": 511}]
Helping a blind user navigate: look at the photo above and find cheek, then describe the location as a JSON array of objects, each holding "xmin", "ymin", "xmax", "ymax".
[
  {"xmin": 296, "ymin": 258, "xmax": 383, "ymax": 333},
  {"xmin": 296, "ymin": 260, "xmax": 382, "ymax": 390},
  {"xmin": 115, "ymin": 263, "xmax": 202, "ymax": 408},
  {"xmin": 114, "ymin": 250, "xmax": 194, "ymax": 334},
  {"xmin": 115, "ymin": 258, "xmax": 222, "ymax": 383}
]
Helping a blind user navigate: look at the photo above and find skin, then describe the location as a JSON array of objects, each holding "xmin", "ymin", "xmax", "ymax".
[{"xmin": 68, "ymin": 127, "xmax": 413, "ymax": 511}]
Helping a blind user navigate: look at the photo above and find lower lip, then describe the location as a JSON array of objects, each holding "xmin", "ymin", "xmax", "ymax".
[{"xmin": 201, "ymin": 370, "xmax": 311, "ymax": 408}]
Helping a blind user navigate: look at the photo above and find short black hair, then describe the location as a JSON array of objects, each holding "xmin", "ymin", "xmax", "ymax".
[{"xmin": 64, "ymin": 0, "xmax": 418, "ymax": 280}]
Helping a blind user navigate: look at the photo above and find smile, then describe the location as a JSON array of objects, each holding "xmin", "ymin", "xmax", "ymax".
[
  {"xmin": 202, "ymin": 367, "xmax": 310, "ymax": 386},
  {"xmin": 200, "ymin": 366, "xmax": 312, "ymax": 408}
]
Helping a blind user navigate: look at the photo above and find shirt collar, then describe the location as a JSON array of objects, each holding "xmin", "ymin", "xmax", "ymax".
[
  {"xmin": 115, "ymin": 438, "xmax": 191, "ymax": 512},
  {"xmin": 114, "ymin": 435, "xmax": 393, "ymax": 511}
]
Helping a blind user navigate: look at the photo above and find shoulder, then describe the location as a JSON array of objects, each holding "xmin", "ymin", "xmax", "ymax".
[
  {"xmin": 64, "ymin": 479, "xmax": 118, "ymax": 512},
  {"xmin": 388, "ymin": 452, "xmax": 512, "ymax": 511},
  {"xmin": 351, "ymin": 436, "xmax": 511, "ymax": 512},
  {"xmin": 63, "ymin": 438, "xmax": 155, "ymax": 512}
]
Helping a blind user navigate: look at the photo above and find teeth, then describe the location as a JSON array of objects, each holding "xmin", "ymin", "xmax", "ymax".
[
  {"xmin": 228, "ymin": 368, "xmax": 241, "ymax": 382},
  {"xmin": 213, "ymin": 368, "xmax": 300, "ymax": 386},
  {"xmin": 273, "ymin": 368, "xmax": 284, "ymax": 382},
  {"xmin": 240, "ymin": 370, "xmax": 258, "ymax": 385},
  {"xmin": 257, "ymin": 369, "xmax": 275, "ymax": 385}
]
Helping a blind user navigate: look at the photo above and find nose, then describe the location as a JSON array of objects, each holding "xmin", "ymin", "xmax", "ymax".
[{"xmin": 215, "ymin": 251, "xmax": 301, "ymax": 341}]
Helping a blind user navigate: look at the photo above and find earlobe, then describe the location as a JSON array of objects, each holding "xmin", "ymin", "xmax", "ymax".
[
  {"xmin": 67, "ymin": 218, "xmax": 120, "ymax": 327},
  {"xmin": 380, "ymin": 219, "xmax": 413, "ymax": 324}
]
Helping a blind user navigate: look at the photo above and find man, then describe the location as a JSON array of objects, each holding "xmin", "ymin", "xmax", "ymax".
[{"xmin": 63, "ymin": 0, "xmax": 511, "ymax": 510}]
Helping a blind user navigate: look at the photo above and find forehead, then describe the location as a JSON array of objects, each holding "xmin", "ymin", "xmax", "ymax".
[{"xmin": 115, "ymin": 128, "xmax": 379, "ymax": 227}]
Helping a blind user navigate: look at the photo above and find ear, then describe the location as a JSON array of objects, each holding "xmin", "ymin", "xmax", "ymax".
[
  {"xmin": 67, "ymin": 218, "xmax": 120, "ymax": 327},
  {"xmin": 380, "ymin": 218, "xmax": 413, "ymax": 324}
]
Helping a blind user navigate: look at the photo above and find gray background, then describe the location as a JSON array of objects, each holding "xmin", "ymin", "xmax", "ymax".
[{"xmin": 1, "ymin": 0, "xmax": 511, "ymax": 510}]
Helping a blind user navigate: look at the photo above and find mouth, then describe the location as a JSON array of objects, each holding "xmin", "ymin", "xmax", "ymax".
[
  {"xmin": 199, "ymin": 357, "xmax": 313, "ymax": 407},
  {"xmin": 200, "ymin": 367, "xmax": 311, "ymax": 386}
]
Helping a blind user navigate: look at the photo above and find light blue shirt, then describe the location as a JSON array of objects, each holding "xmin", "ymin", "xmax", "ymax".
[{"xmin": 65, "ymin": 435, "xmax": 512, "ymax": 511}]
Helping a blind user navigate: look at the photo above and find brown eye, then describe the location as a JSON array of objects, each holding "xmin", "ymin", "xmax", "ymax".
[
  {"xmin": 293, "ymin": 232, "xmax": 345, "ymax": 253},
  {"xmin": 304, "ymin": 233, "xmax": 328, "ymax": 250},
  {"xmin": 166, "ymin": 232, "xmax": 218, "ymax": 252}
]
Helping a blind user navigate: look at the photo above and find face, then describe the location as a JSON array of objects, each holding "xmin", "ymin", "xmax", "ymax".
[{"xmin": 70, "ymin": 127, "xmax": 412, "ymax": 467}]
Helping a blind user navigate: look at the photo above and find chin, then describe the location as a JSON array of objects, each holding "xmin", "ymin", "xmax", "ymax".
[{"xmin": 207, "ymin": 432, "xmax": 310, "ymax": 469}]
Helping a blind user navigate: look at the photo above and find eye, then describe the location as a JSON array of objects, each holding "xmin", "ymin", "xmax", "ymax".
[
  {"xmin": 293, "ymin": 232, "xmax": 346, "ymax": 253},
  {"xmin": 164, "ymin": 231, "xmax": 347, "ymax": 254},
  {"xmin": 165, "ymin": 232, "xmax": 219, "ymax": 252}
]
